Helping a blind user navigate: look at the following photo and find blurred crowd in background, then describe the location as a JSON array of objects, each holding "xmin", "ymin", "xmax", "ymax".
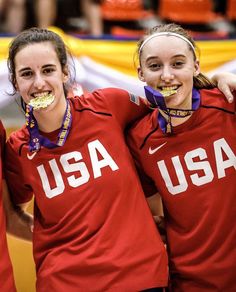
[{"xmin": 0, "ymin": 0, "xmax": 236, "ymax": 39}]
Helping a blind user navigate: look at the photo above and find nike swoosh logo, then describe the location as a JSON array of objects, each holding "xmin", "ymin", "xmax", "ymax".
[
  {"xmin": 149, "ymin": 142, "xmax": 167, "ymax": 155},
  {"xmin": 27, "ymin": 152, "xmax": 37, "ymax": 160}
]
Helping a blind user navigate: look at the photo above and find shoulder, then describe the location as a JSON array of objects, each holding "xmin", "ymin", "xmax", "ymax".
[
  {"xmin": 73, "ymin": 88, "xmax": 131, "ymax": 101},
  {"xmin": 70, "ymin": 88, "xmax": 129, "ymax": 108},
  {"xmin": 200, "ymin": 88, "xmax": 235, "ymax": 111},
  {"xmin": 71, "ymin": 87, "xmax": 146, "ymax": 115},
  {"xmin": 7, "ymin": 126, "xmax": 28, "ymax": 152},
  {"xmin": 77, "ymin": 87, "xmax": 140, "ymax": 102},
  {"xmin": 127, "ymin": 110, "xmax": 158, "ymax": 148}
]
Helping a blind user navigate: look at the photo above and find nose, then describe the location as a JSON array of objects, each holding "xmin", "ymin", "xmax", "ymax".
[
  {"xmin": 161, "ymin": 66, "xmax": 174, "ymax": 82},
  {"xmin": 33, "ymin": 73, "xmax": 46, "ymax": 89}
]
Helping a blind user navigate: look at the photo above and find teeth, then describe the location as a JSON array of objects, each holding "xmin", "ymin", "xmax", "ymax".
[
  {"xmin": 29, "ymin": 93, "xmax": 55, "ymax": 110},
  {"xmin": 160, "ymin": 86, "xmax": 177, "ymax": 97},
  {"xmin": 33, "ymin": 91, "xmax": 50, "ymax": 98}
]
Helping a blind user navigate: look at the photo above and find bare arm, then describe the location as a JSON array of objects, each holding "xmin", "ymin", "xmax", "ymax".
[
  {"xmin": 147, "ymin": 192, "xmax": 164, "ymax": 216},
  {"xmin": 147, "ymin": 192, "xmax": 166, "ymax": 243},
  {"xmin": 2, "ymin": 179, "xmax": 33, "ymax": 241},
  {"xmin": 35, "ymin": 0, "xmax": 57, "ymax": 28},
  {"xmin": 81, "ymin": 0, "xmax": 103, "ymax": 36}
]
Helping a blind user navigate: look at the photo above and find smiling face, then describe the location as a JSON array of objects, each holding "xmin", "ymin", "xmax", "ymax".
[
  {"xmin": 138, "ymin": 35, "xmax": 200, "ymax": 109},
  {"xmin": 14, "ymin": 41, "xmax": 68, "ymax": 113}
]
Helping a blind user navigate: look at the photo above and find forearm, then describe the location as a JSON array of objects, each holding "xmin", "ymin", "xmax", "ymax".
[
  {"xmin": 3, "ymin": 180, "xmax": 33, "ymax": 241},
  {"xmin": 147, "ymin": 192, "xmax": 164, "ymax": 216},
  {"xmin": 6, "ymin": 205, "xmax": 33, "ymax": 241},
  {"xmin": 147, "ymin": 192, "xmax": 166, "ymax": 243}
]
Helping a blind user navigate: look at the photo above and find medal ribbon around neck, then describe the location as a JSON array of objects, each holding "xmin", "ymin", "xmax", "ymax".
[
  {"xmin": 25, "ymin": 100, "xmax": 72, "ymax": 152},
  {"xmin": 144, "ymin": 86, "xmax": 200, "ymax": 134}
]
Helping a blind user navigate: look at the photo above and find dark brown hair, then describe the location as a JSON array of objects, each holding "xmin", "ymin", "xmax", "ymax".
[{"xmin": 7, "ymin": 27, "xmax": 75, "ymax": 95}]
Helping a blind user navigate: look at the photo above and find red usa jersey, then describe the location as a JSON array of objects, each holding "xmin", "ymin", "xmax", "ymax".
[
  {"xmin": 5, "ymin": 88, "xmax": 168, "ymax": 291},
  {"xmin": 128, "ymin": 88, "xmax": 236, "ymax": 292},
  {"xmin": 0, "ymin": 121, "xmax": 16, "ymax": 292}
]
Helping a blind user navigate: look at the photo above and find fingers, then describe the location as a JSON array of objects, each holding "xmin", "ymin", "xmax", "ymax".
[
  {"xmin": 218, "ymin": 81, "xmax": 236, "ymax": 103},
  {"xmin": 219, "ymin": 85, "xmax": 234, "ymax": 103},
  {"xmin": 154, "ymin": 215, "xmax": 164, "ymax": 225},
  {"xmin": 154, "ymin": 215, "xmax": 167, "ymax": 244},
  {"xmin": 210, "ymin": 72, "xmax": 235, "ymax": 103}
]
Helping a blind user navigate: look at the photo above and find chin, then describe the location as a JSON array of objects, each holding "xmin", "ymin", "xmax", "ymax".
[
  {"xmin": 166, "ymin": 95, "xmax": 187, "ymax": 109},
  {"xmin": 165, "ymin": 98, "xmax": 179, "ymax": 108}
]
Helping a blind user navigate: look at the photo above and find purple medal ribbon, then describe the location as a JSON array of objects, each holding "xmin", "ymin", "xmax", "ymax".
[
  {"xmin": 26, "ymin": 100, "xmax": 72, "ymax": 152},
  {"xmin": 144, "ymin": 86, "xmax": 200, "ymax": 134}
]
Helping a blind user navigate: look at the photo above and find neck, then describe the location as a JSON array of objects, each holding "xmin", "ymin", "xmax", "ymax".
[
  {"xmin": 33, "ymin": 99, "xmax": 67, "ymax": 133},
  {"xmin": 159, "ymin": 109, "xmax": 192, "ymax": 127},
  {"xmin": 162, "ymin": 97, "xmax": 193, "ymax": 126}
]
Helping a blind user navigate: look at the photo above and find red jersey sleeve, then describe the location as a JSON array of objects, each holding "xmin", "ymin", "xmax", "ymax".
[
  {"xmin": 200, "ymin": 87, "xmax": 236, "ymax": 112},
  {"xmin": 4, "ymin": 131, "xmax": 33, "ymax": 205},
  {"xmin": 0, "ymin": 120, "xmax": 6, "ymax": 180},
  {"xmin": 80, "ymin": 88, "xmax": 150, "ymax": 129},
  {"xmin": 0, "ymin": 121, "xmax": 6, "ymax": 151},
  {"xmin": 101, "ymin": 88, "xmax": 150, "ymax": 128},
  {"xmin": 0, "ymin": 120, "xmax": 17, "ymax": 292}
]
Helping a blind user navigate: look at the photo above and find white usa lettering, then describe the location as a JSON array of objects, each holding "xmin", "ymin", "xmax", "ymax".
[
  {"xmin": 37, "ymin": 139, "xmax": 119, "ymax": 198},
  {"xmin": 157, "ymin": 138, "xmax": 236, "ymax": 195}
]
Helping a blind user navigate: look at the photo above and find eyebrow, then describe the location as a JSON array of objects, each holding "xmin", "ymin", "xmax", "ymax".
[
  {"xmin": 18, "ymin": 64, "xmax": 56, "ymax": 73},
  {"xmin": 146, "ymin": 54, "xmax": 186, "ymax": 61},
  {"xmin": 18, "ymin": 67, "xmax": 31, "ymax": 73}
]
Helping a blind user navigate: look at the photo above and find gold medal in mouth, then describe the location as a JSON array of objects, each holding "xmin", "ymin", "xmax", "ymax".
[
  {"xmin": 160, "ymin": 88, "xmax": 177, "ymax": 97},
  {"xmin": 28, "ymin": 93, "xmax": 55, "ymax": 110}
]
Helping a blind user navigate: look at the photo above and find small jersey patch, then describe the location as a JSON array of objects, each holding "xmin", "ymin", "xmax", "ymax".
[{"xmin": 129, "ymin": 93, "xmax": 140, "ymax": 106}]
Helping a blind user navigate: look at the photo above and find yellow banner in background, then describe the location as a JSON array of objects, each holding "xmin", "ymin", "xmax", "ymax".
[{"xmin": 1, "ymin": 27, "xmax": 236, "ymax": 76}]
